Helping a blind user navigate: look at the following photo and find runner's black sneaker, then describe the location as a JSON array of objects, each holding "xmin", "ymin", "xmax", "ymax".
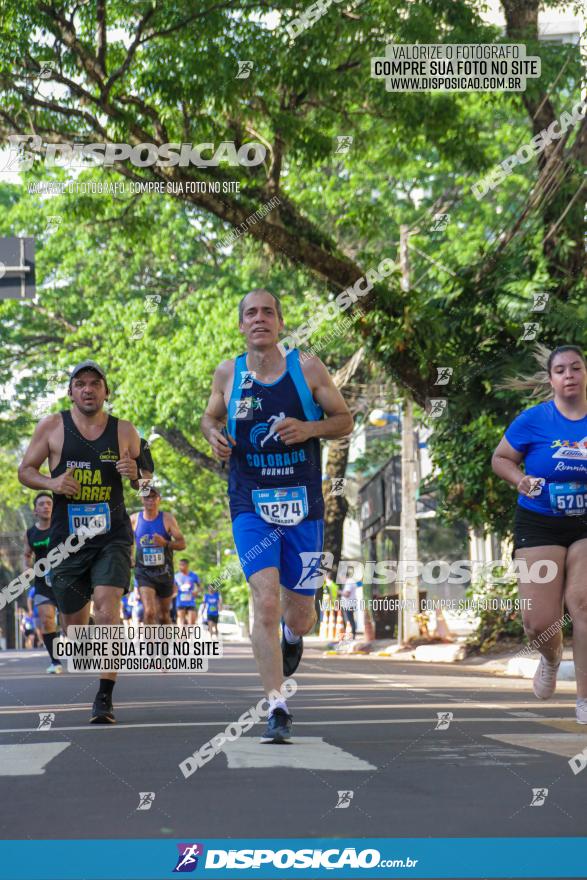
[
  {"xmin": 90, "ymin": 692, "xmax": 116, "ymax": 724},
  {"xmin": 281, "ymin": 619, "xmax": 303, "ymax": 677},
  {"xmin": 260, "ymin": 708, "xmax": 293, "ymax": 743}
]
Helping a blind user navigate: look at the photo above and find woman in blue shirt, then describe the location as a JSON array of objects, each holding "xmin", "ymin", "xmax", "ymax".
[{"xmin": 492, "ymin": 345, "xmax": 587, "ymax": 723}]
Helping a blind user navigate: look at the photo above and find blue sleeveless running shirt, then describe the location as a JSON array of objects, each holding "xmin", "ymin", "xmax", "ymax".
[
  {"xmin": 505, "ymin": 400, "xmax": 587, "ymax": 516},
  {"xmin": 134, "ymin": 511, "xmax": 173, "ymax": 573},
  {"xmin": 227, "ymin": 349, "xmax": 324, "ymax": 523},
  {"xmin": 204, "ymin": 591, "xmax": 220, "ymax": 616}
]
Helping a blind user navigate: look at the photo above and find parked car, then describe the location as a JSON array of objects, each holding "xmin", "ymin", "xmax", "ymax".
[{"xmin": 217, "ymin": 609, "xmax": 244, "ymax": 639}]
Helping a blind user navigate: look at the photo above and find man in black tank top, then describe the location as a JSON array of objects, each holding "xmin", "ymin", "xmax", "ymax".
[
  {"xmin": 23, "ymin": 492, "xmax": 62, "ymax": 673},
  {"xmin": 18, "ymin": 360, "xmax": 146, "ymax": 725}
]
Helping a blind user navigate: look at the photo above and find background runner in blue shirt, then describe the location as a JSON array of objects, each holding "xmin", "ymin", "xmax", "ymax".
[
  {"xmin": 202, "ymin": 585, "xmax": 222, "ymax": 639},
  {"xmin": 174, "ymin": 558, "xmax": 201, "ymax": 626},
  {"xmin": 492, "ymin": 345, "xmax": 587, "ymax": 725}
]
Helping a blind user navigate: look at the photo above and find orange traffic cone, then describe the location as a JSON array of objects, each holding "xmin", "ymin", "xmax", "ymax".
[
  {"xmin": 345, "ymin": 619, "xmax": 353, "ymax": 639},
  {"xmin": 336, "ymin": 610, "xmax": 345, "ymax": 641},
  {"xmin": 433, "ymin": 608, "xmax": 454, "ymax": 642}
]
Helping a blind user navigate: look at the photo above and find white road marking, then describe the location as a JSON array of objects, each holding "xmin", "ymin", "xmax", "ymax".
[
  {"xmin": 0, "ymin": 700, "xmax": 231, "ymax": 714},
  {"xmin": 485, "ymin": 732, "xmax": 587, "ymax": 759},
  {"xmin": 0, "ymin": 742, "xmax": 70, "ymax": 775},
  {"xmin": 376, "ymin": 682, "xmax": 413, "ymax": 687},
  {"xmin": 0, "ymin": 700, "xmax": 567, "ymax": 717},
  {"xmin": 222, "ymin": 737, "xmax": 376, "ymax": 770},
  {"xmin": 418, "ymin": 742, "xmax": 542, "ymax": 766},
  {"xmin": 0, "ymin": 716, "xmax": 576, "ymax": 734}
]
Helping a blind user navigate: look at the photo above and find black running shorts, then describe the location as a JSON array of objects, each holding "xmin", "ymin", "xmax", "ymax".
[
  {"xmin": 51, "ymin": 541, "xmax": 131, "ymax": 615},
  {"xmin": 135, "ymin": 567, "xmax": 174, "ymax": 599},
  {"xmin": 513, "ymin": 506, "xmax": 587, "ymax": 552}
]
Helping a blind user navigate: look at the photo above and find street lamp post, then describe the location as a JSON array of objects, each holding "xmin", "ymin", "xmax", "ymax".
[
  {"xmin": 397, "ymin": 395, "xmax": 420, "ymax": 644},
  {"xmin": 397, "ymin": 225, "xmax": 420, "ymax": 645}
]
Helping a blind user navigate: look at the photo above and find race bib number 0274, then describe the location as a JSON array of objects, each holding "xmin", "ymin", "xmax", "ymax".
[
  {"xmin": 549, "ymin": 482, "xmax": 587, "ymax": 516},
  {"xmin": 252, "ymin": 486, "xmax": 308, "ymax": 526}
]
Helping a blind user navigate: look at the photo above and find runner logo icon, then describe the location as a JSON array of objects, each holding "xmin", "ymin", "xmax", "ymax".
[
  {"xmin": 250, "ymin": 413, "xmax": 286, "ymax": 449},
  {"xmin": 298, "ymin": 551, "xmax": 334, "ymax": 591},
  {"xmin": 173, "ymin": 843, "xmax": 204, "ymax": 872}
]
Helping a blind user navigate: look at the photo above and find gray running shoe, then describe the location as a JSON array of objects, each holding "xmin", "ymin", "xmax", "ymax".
[
  {"xmin": 533, "ymin": 654, "xmax": 561, "ymax": 700},
  {"xmin": 576, "ymin": 699, "xmax": 587, "ymax": 725}
]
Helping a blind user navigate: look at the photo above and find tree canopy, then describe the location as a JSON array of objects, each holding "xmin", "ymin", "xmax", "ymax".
[{"xmin": 0, "ymin": 0, "xmax": 585, "ymax": 565}]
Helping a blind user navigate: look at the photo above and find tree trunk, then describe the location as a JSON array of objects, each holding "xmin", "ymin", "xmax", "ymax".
[
  {"xmin": 152, "ymin": 425, "xmax": 226, "ymax": 479},
  {"xmin": 322, "ymin": 436, "xmax": 351, "ymax": 577}
]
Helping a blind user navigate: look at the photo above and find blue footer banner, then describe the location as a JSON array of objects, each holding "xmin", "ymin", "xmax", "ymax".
[{"xmin": 0, "ymin": 838, "xmax": 586, "ymax": 879}]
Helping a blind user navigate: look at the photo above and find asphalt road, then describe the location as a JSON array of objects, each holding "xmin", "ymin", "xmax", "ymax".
[{"xmin": 0, "ymin": 640, "xmax": 585, "ymax": 849}]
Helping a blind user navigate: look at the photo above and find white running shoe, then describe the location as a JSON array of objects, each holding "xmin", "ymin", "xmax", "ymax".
[
  {"xmin": 46, "ymin": 662, "xmax": 63, "ymax": 675},
  {"xmin": 533, "ymin": 654, "xmax": 561, "ymax": 700},
  {"xmin": 576, "ymin": 699, "xmax": 587, "ymax": 725}
]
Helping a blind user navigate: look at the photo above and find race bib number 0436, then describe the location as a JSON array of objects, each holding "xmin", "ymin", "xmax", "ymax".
[
  {"xmin": 252, "ymin": 486, "xmax": 308, "ymax": 526},
  {"xmin": 549, "ymin": 482, "xmax": 587, "ymax": 516},
  {"xmin": 67, "ymin": 502, "xmax": 111, "ymax": 535}
]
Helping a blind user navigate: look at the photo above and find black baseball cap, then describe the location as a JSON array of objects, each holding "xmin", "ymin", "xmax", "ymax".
[{"xmin": 69, "ymin": 360, "xmax": 107, "ymax": 383}]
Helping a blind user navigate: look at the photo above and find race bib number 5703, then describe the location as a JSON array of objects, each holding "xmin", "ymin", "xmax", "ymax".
[{"xmin": 549, "ymin": 482, "xmax": 587, "ymax": 516}]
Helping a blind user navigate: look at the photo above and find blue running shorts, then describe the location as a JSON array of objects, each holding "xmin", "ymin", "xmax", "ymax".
[{"xmin": 232, "ymin": 512, "xmax": 325, "ymax": 594}]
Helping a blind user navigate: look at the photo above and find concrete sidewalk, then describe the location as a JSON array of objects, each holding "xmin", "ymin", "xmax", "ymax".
[
  {"xmin": 310, "ymin": 634, "xmax": 577, "ymax": 682},
  {"xmin": 3, "ymin": 636, "xmax": 575, "ymax": 686}
]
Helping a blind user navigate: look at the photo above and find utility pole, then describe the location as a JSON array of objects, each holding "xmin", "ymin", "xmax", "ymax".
[{"xmin": 397, "ymin": 225, "xmax": 420, "ymax": 645}]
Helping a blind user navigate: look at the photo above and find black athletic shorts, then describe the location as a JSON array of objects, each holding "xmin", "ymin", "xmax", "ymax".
[
  {"xmin": 135, "ymin": 567, "xmax": 174, "ymax": 599},
  {"xmin": 207, "ymin": 613, "xmax": 219, "ymax": 623},
  {"xmin": 513, "ymin": 506, "xmax": 587, "ymax": 552},
  {"xmin": 51, "ymin": 541, "xmax": 131, "ymax": 615}
]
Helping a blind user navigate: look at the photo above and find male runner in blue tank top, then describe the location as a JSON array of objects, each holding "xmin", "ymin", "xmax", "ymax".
[
  {"xmin": 202, "ymin": 288, "xmax": 353, "ymax": 742},
  {"xmin": 130, "ymin": 488, "xmax": 186, "ymax": 624},
  {"xmin": 18, "ymin": 360, "xmax": 147, "ymax": 724}
]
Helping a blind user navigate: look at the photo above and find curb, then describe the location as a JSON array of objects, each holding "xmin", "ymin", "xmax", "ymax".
[
  {"xmin": 317, "ymin": 641, "xmax": 578, "ymax": 682},
  {"xmin": 505, "ymin": 657, "xmax": 575, "ymax": 681}
]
